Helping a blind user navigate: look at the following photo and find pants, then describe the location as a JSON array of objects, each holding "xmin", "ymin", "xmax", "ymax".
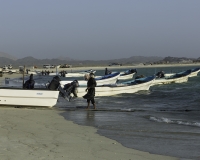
[{"xmin": 87, "ymin": 98, "xmax": 95, "ymax": 104}]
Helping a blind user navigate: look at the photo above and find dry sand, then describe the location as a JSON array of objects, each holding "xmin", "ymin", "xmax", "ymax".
[{"xmin": 0, "ymin": 108, "xmax": 178, "ymax": 160}]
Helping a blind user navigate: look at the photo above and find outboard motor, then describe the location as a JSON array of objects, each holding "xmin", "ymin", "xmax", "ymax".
[
  {"xmin": 64, "ymin": 80, "xmax": 79, "ymax": 98},
  {"xmin": 48, "ymin": 76, "xmax": 61, "ymax": 90},
  {"xmin": 156, "ymin": 71, "xmax": 164, "ymax": 78},
  {"xmin": 48, "ymin": 76, "xmax": 72, "ymax": 101}
]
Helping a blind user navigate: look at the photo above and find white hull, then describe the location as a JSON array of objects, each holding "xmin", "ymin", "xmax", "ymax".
[
  {"xmin": 60, "ymin": 74, "xmax": 119, "ymax": 87},
  {"xmin": 65, "ymin": 73, "xmax": 86, "ymax": 77},
  {"xmin": 0, "ymin": 89, "xmax": 59, "ymax": 107},
  {"xmin": 152, "ymin": 76, "xmax": 188, "ymax": 85},
  {"xmin": 49, "ymin": 72, "xmax": 60, "ymax": 76},
  {"xmin": 65, "ymin": 70, "xmax": 96, "ymax": 77},
  {"xmin": 28, "ymin": 71, "xmax": 40, "ymax": 75},
  {"xmin": 189, "ymin": 70, "xmax": 200, "ymax": 77},
  {"xmin": 118, "ymin": 73, "xmax": 135, "ymax": 80},
  {"xmin": 2, "ymin": 69, "xmax": 17, "ymax": 73},
  {"xmin": 75, "ymin": 80, "xmax": 153, "ymax": 97}
]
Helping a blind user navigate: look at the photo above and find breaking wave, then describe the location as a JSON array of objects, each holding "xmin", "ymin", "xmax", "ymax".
[{"xmin": 149, "ymin": 116, "xmax": 200, "ymax": 127}]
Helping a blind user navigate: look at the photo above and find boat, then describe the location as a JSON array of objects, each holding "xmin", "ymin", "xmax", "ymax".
[
  {"xmin": 70, "ymin": 75, "xmax": 155, "ymax": 97},
  {"xmin": 152, "ymin": 70, "xmax": 191, "ymax": 85},
  {"xmin": 65, "ymin": 69, "xmax": 96, "ymax": 77},
  {"xmin": 60, "ymin": 72, "xmax": 120, "ymax": 87},
  {"xmin": 118, "ymin": 69, "xmax": 137, "ymax": 80},
  {"xmin": 0, "ymin": 88, "xmax": 59, "ymax": 107},
  {"xmin": 0, "ymin": 76, "xmax": 73, "ymax": 107},
  {"xmin": 28, "ymin": 70, "xmax": 41, "ymax": 75},
  {"xmin": 189, "ymin": 68, "xmax": 200, "ymax": 77}
]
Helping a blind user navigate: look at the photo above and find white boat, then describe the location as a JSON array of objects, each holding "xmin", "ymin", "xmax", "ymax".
[
  {"xmin": 189, "ymin": 68, "xmax": 200, "ymax": 77},
  {"xmin": 0, "ymin": 88, "xmax": 59, "ymax": 107},
  {"xmin": 60, "ymin": 72, "xmax": 120, "ymax": 87},
  {"xmin": 118, "ymin": 69, "xmax": 137, "ymax": 80},
  {"xmin": 65, "ymin": 69, "xmax": 96, "ymax": 77},
  {"xmin": 72, "ymin": 76, "xmax": 155, "ymax": 97},
  {"xmin": 28, "ymin": 70, "xmax": 41, "ymax": 75},
  {"xmin": 2, "ymin": 69, "xmax": 17, "ymax": 73},
  {"xmin": 152, "ymin": 70, "xmax": 191, "ymax": 85}
]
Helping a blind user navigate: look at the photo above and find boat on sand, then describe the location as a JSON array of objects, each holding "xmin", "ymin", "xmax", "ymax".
[{"xmin": 0, "ymin": 88, "xmax": 59, "ymax": 107}]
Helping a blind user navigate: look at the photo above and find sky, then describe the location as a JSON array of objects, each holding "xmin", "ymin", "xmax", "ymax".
[{"xmin": 0, "ymin": 0, "xmax": 200, "ymax": 60}]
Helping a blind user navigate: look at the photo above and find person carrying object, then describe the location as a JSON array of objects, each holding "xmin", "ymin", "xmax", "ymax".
[
  {"xmin": 83, "ymin": 72, "xmax": 97, "ymax": 109},
  {"xmin": 23, "ymin": 74, "xmax": 35, "ymax": 89},
  {"xmin": 63, "ymin": 80, "xmax": 79, "ymax": 98}
]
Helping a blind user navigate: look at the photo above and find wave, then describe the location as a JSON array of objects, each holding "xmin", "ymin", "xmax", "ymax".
[{"xmin": 149, "ymin": 116, "xmax": 200, "ymax": 127}]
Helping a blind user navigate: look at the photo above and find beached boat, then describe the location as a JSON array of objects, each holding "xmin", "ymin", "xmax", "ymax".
[
  {"xmin": 152, "ymin": 70, "xmax": 191, "ymax": 85},
  {"xmin": 65, "ymin": 69, "xmax": 96, "ymax": 77},
  {"xmin": 0, "ymin": 88, "xmax": 59, "ymax": 107},
  {"xmin": 60, "ymin": 72, "xmax": 120, "ymax": 87},
  {"xmin": 71, "ymin": 76, "xmax": 155, "ymax": 97},
  {"xmin": 118, "ymin": 69, "xmax": 137, "ymax": 80}
]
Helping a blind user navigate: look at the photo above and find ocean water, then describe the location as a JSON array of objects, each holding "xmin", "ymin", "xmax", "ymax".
[{"xmin": 8, "ymin": 66, "xmax": 200, "ymax": 159}]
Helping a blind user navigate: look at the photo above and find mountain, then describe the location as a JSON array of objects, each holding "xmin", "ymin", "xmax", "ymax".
[
  {"xmin": 155, "ymin": 56, "xmax": 195, "ymax": 64},
  {"xmin": 0, "ymin": 55, "xmax": 164, "ymax": 67},
  {"xmin": 0, "ymin": 52, "xmax": 18, "ymax": 60}
]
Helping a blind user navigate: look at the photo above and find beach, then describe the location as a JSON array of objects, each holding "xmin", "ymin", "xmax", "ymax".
[
  {"xmin": 1, "ymin": 64, "xmax": 200, "ymax": 159},
  {"xmin": 0, "ymin": 108, "xmax": 178, "ymax": 160},
  {"xmin": 0, "ymin": 70, "xmax": 180, "ymax": 160}
]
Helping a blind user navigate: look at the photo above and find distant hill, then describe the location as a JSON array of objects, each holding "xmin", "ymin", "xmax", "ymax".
[
  {"xmin": 155, "ymin": 56, "xmax": 195, "ymax": 64},
  {"xmin": 0, "ymin": 55, "xmax": 164, "ymax": 68},
  {"xmin": 0, "ymin": 52, "xmax": 17, "ymax": 60},
  {"xmin": 1, "ymin": 54, "xmax": 199, "ymax": 68}
]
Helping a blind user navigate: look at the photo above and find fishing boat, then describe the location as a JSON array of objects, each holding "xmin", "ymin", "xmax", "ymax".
[
  {"xmin": 0, "ymin": 76, "xmax": 73, "ymax": 107},
  {"xmin": 189, "ymin": 68, "xmax": 200, "ymax": 77},
  {"xmin": 71, "ymin": 75, "xmax": 155, "ymax": 97},
  {"xmin": 65, "ymin": 69, "xmax": 96, "ymax": 77},
  {"xmin": 60, "ymin": 72, "xmax": 120, "ymax": 87},
  {"xmin": 0, "ymin": 88, "xmax": 59, "ymax": 107},
  {"xmin": 152, "ymin": 70, "xmax": 191, "ymax": 85},
  {"xmin": 118, "ymin": 69, "xmax": 137, "ymax": 80}
]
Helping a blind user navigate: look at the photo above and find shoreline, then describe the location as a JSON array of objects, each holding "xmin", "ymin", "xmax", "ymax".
[
  {"xmin": 0, "ymin": 64, "xmax": 198, "ymax": 159},
  {"xmin": 0, "ymin": 108, "xmax": 179, "ymax": 160}
]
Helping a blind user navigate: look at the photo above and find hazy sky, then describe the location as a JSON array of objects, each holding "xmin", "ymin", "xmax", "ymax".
[{"xmin": 0, "ymin": 0, "xmax": 200, "ymax": 60}]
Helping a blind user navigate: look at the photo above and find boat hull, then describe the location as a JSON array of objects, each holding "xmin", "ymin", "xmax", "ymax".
[
  {"xmin": 61, "ymin": 72, "xmax": 120, "ymax": 87},
  {"xmin": 0, "ymin": 89, "xmax": 59, "ymax": 107},
  {"xmin": 189, "ymin": 70, "xmax": 200, "ymax": 77},
  {"xmin": 74, "ymin": 79, "xmax": 153, "ymax": 97},
  {"xmin": 152, "ymin": 76, "xmax": 188, "ymax": 85},
  {"xmin": 118, "ymin": 73, "xmax": 135, "ymax": 80}
]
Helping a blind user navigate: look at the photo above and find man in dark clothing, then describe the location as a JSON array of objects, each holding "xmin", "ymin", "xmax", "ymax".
[
  {"xmin": 105, "ymin": 68, "xmax": 111, "ymax": 75},
  {"xmin": 23, "ymin": 74, "xmax": 35, "ymax": 89},
  {"xmin": 83, "ymin": 73, "xmax": 97, "ymax": 109}
]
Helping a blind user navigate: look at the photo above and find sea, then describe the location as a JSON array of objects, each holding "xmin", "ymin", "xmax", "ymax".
[{"xmin": 8, "ymin": 65, "xmax": 200, "ymax": 160}]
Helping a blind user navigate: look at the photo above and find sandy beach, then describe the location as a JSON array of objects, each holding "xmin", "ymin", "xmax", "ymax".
[
  {"xmin": 0, "ymin": 108, "xmax": 178, "ymax": 160},
  {"xmin": 1, "ymin": 64, "xmax": 199, "ymax": 159}
]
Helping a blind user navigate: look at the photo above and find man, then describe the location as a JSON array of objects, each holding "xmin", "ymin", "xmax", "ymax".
[
  {"xmin": 83, "ymin": 72, "xmax": 97, "ymax": 109},
  {"xmin": 23, "ymin": 74, "xmax": 35, "ymax": 89}
]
